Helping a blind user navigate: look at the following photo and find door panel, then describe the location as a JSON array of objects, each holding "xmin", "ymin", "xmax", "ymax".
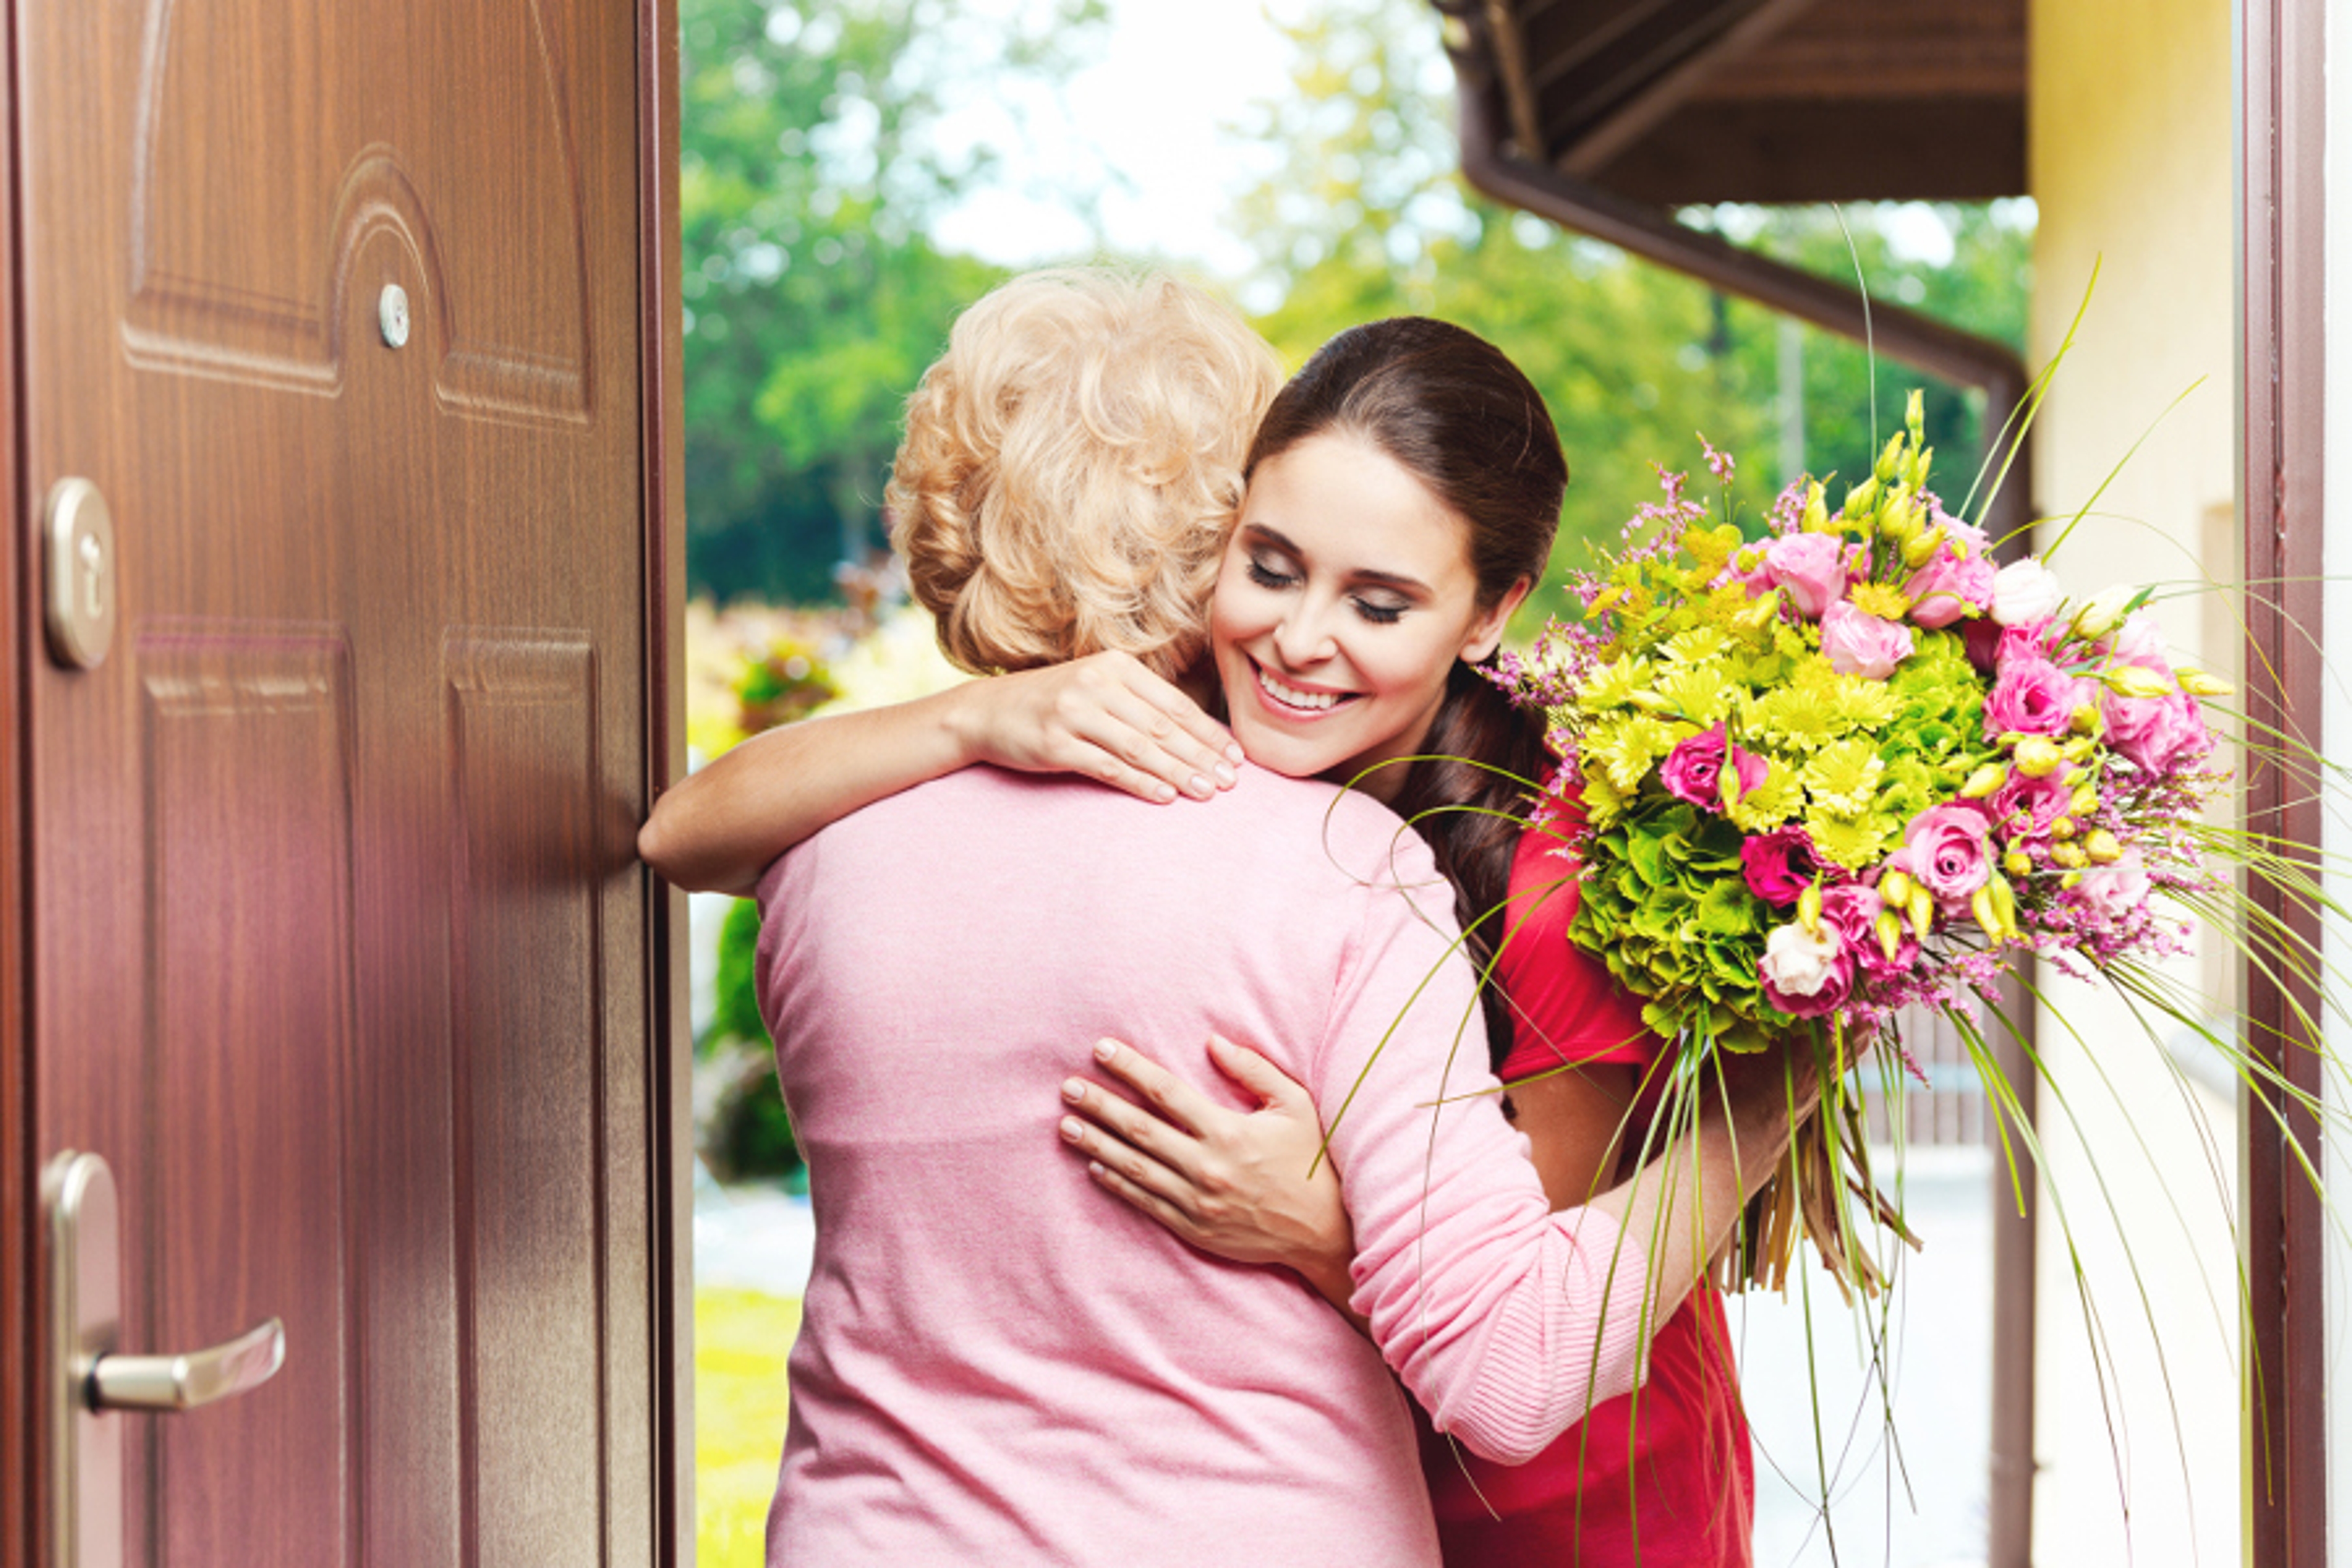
[
  {"xmin": 23, "ymin": 0, "xmax": 666, "ymax": 1562},
  {"xmin": 142, "ymin": 628, "xmax": 356, "ymax": 1568}
]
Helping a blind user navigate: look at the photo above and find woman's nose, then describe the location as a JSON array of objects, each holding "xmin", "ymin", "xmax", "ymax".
[{"xmin": 1272, "ymin": 600, "xmax": 1337, "ymax": 668}]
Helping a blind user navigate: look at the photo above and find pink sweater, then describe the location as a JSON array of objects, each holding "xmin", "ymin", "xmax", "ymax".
[{"xmin": 755, "ymin": 765, "xmax": 1646, "ymax": 1566}]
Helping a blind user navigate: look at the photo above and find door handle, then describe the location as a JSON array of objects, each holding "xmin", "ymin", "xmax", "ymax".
[
  {"xmin": 43, "ymin": 1150, "xmax": 288, "ymax": 1568},
  {"xmin": 90, "ymin": 1315, "xmax": 285, "ymax": 1412}
]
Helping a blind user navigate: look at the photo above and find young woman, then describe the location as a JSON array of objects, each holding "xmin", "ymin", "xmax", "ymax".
[
  {"xmin": 641, "ymin": 271, "xmax": 1776, "ymax": 1564},
  {"xmin": 1057, "ymin": 331, "xmax": 1755, "ymax": 1565}
]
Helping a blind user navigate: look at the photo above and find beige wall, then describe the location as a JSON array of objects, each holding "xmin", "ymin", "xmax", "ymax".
[{"xmin": 2028, "ymin": 0, "xmax": 2240, "ymax": 1562}]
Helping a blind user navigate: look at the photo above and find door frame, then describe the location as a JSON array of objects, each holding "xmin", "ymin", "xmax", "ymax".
[
  {"xmin": 0, "ymin": 3, "xmax": 688, "ymax": 1559},
  {"xmin": 636, "ymin": 0, "xmax": 692, "ymax": 1558},
  {"xmin": 2239, "ymin": 0, "xmax": 2328, "ymax": 1561}
]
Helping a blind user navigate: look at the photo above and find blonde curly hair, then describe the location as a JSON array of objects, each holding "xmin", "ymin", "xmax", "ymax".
[{"xmin": 887, "ymin": 268, "xmax": 1284, "ymax": 679}]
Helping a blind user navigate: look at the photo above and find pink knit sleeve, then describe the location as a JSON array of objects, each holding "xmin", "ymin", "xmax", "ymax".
[{"xmin": 1308, "ymin": 845, "xmax": 1651, "ymax": 1466}]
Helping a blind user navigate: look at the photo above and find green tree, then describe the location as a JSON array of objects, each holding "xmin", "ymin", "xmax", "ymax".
[
  {"xmin": 680, "ymin": 0, "xmax": 1103, "ymax": 603},
  {"xmin": 1226, "ymin": 0, "xmax": 2032, "ymax": 619}
]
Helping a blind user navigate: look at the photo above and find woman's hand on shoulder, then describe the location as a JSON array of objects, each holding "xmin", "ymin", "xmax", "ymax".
[
  {"xmin": 949, "ymin": 652, "xmax": 1242, "ymax": 805},
  {"xmin": 1058, "ymin": 1035, "xmax": 1358, "ymax": 1311}
]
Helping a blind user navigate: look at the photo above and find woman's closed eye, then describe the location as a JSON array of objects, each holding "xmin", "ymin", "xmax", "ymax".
[
  {"xmin": 1245, "ymin": 549, "xmax": 1409, "ymax": 624},
  {"xmin": 1243, "ymin": 554, "xmax": 1297, "ymax": 592}
]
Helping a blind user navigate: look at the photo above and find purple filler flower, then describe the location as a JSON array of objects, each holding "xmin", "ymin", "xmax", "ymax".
[
  {"xmin": 1888, "ymin": 802, "xmax": 1996, "ymax": 914},
  {"xmin": 1660, "ymin": 724, "xmax": 1768, "ymax": 813},
  {"xmin": 1741, "ymin": 825, "xmax": 1820, "ymax": 906}
]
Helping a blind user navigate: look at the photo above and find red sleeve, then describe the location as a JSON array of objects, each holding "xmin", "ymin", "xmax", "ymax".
[{"xmin": 1491, "ymin": 824, "xmax": 1659, "ymax": 1084}]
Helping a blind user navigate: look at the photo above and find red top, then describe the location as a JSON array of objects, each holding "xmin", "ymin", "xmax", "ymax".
[{"xmin": 1415, "ymin": 826, "xmax": 1755, "ymax": 1567}]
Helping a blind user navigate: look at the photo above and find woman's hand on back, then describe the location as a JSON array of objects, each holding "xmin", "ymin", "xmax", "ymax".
[
  {"xmin": 1058, "ymin": 1035, "xmax": 1359, "ymax": 1314},
  {"xmin": 951, "ymin": 652, "xmax": 1242, "ymax": 805}
]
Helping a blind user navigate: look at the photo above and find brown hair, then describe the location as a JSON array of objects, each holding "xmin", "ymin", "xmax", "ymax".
[{"xmin": 1248, "ymin": 318, "xmax": 1565, "ymax": 1069}]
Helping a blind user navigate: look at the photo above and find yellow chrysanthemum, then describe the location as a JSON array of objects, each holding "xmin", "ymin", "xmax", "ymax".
[
  {"xmin": 1727, "ymin": 760, "xmax": 1804, "ymax": 832},
  {"xmin": 1825, "ymin": 674, "xmax": 1904, "ymax": 731},
  {"xmin": 1847, "ymin": 581, "xmax": 1913, "ymax": 619},
  {"xmin": 1657, "ymin": 662, "xmax": 1734, "ymax": 726},
  {"xmin": 1804, "ymin": 812, "xmax": 1896, "ymax": 870},
  {"xmin": 1662, "ymin": 626, "xmax": 1730, "ymax": 666},
  {"xmin": 1802, "ymin": 737, "xmax": 1888, "ymax": 816},
  {"xmin": 1577, "ymin": 655, "xmax": 1644, "ymax": 711},
  {"xmin": 1681, "ymin": 522, "xmax": 1744, "ymax": 581}
]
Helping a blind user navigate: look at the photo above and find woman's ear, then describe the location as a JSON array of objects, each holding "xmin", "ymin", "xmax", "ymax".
[{"xmin": 1460, "ymin": 576, "xmax": 1534, "ymax": 664}]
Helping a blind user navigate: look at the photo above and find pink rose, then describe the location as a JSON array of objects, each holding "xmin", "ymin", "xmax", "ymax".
[
  {"xmin": 1821, "ymin": 600, "xmax": 1915, "ymax": 679},
  {"xmin": 1963, "ymin": 617, "xmax": 2003, "ymax": 671},
  {"xmin": 1762, "ymin": 533, "xmax": 1848, "ymax": 619},
  {"xmin": 1981, "ymin": 656, "xmax": 2084, "ymax": 739},
  {"xmin": 1904, "ymin": 548, "xmax": 1996, "ymax": 628},
  {"xmin": 1759, "ymin": 921, "xmax": 1853, "ymax": 1019},
  {"xmin": 1888, "ymin": 803, "xmax": 1994, "ymax": 913},
  {"xmin": 1741, "ymin": 825, "xmax": 1820, "ymax": 906},
  {"xmin": 1659, "ymin": 723, "xmax": 1767, "ymax": 812},
  {"xmin": 2103, "ymin": 690, "xmax": 2212, "ymax": 775},
  {"xmin": 1995, "ymin": 620, "xmax": 2059, "ymax": 667},
  {"xmin": 2075, "ymin": 849, "xmax": 2152, "ymax": 925},
  {"xmin": 1989, "ymin": 769, "xmax": 2073, "ymax": 842},
  {"xmin": 1940, "ymin": 512, "xmax": 1991, "ymax": 558},
  {"xmin": 1821, "ymin": 883, "xmax": 1915, "ymax": 981}
]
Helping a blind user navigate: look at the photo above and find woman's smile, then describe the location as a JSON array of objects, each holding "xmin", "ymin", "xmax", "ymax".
[{"xmin": 1248, "ymin": 657, "xmax": 1360, "ymax": 717}]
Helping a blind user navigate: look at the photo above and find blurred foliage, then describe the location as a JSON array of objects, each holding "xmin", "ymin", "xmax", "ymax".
[
  {"xmin": 680, "ymin": 0, "xmax": 1104, "ymax": 603},
  {"xmin": 1230, "ymin": 0, "xmax": 2032, "ymax": 626},
  {"xmin": 734, "ymin": 632, "xmax": 840, "ymax": 734},
  {"xmin": 709, "ymin": 897, "xmax": 771, "ymax": 1052}
]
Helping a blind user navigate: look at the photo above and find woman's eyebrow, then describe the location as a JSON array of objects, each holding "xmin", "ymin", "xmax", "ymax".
[
  {"xmin": 1244, "ymin": 524, "xmax": 1432, "ymax": 596},
  {"xmin": 1349, "ymin": 567, "xmax": 1433, "ymax": 597}
]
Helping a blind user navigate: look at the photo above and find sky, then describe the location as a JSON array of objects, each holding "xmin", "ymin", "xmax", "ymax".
[{"xmin": 926, "ymin": 0, "xmax": 1299, "ymax": 279}]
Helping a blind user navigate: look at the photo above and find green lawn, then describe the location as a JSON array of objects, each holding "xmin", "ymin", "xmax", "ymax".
[{"xmin": 695, "ymin": 1287, "xmax": 802, "ymax": 1568}]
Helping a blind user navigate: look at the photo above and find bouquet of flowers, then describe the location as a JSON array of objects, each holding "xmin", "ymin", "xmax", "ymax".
[{"xmin": 1495, "ymin": 393, "xmax": 2235, "ymax": 1296}]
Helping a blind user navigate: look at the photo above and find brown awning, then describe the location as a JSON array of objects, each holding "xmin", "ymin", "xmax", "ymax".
[{"xmin": 1459, "ymin": 0, "xmax": 2026, "ymax": 205}]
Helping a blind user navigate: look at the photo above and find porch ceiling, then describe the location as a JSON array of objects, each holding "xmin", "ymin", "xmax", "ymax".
[{"xmin": 1458, "ymin": 0, "xmax": 2027, "ymax": 205}]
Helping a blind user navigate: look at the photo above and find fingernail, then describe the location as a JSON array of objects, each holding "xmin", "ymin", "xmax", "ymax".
[
  {"xmin": 1088, "ymin": 1160, "xmax": 1106, "ymax": 1177},
  {"xmin": 1153, "ymin": 782, "xmax": 1177, "ymax": 802},
  {"xmin": 1061, "ymin": 1078, "xmax": 1085, "ymax": 1102},
  {"xmin": 1061, "ymin": 1117, "xmax": 1085, "ymax": 1142},
  {"xmin": 1188, "ymin": 774, "xmax": 1213, "ymax": 799},
  {"xmin": 1094, "ymin": 1039, "xmax": 1118, "ymax": 1063},
  {"xmin": 1212, "ymin": 763, "xmax": 1236, "ymax": 786},
  {"xmin": 1224, "ymin": 744, "xmax": 1245, "ymax": 764}
]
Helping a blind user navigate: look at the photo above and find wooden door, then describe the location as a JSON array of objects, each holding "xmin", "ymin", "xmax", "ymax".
[{"xmin": 16, "ymin": 2, "xmax": 682, "ymax": 1564}]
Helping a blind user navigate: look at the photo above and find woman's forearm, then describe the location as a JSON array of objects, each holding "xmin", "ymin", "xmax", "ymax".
[
  {"xmin": 638, "ymin": 688, "xmax": 977, "ymax": 895},
  {"xmin": 1580, "ymin": 1058, "xmax": 1806, "ymax": 1336}
]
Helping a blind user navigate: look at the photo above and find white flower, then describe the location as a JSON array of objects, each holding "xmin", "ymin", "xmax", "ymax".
[
  {"xmin": 1758, "ymin": 920, "xmax": 1842, "ymax": 997},
  {"xmin": 2112, "ymin": 611, "xmax": 2169, "ymax": 666},
  {"xmin": 1990, "ymin": 559, "xmax": 2065, "ymax": 627},
  {"xmin": 2068, "ymin": 584, "xmax": 2138, "ymax": 641}
]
